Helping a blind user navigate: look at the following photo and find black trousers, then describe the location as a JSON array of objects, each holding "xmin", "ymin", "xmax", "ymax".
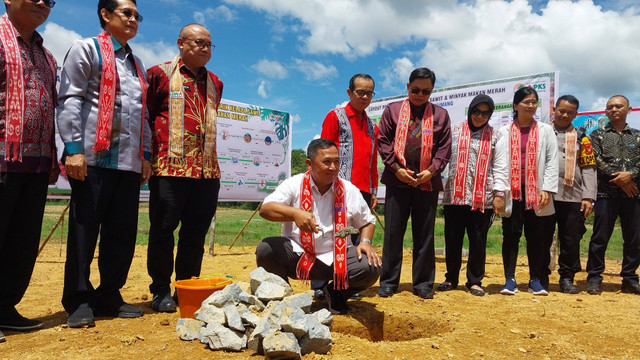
[
  {"xmin": 379, "ymin": 186, "xmax": 438, "ymax": 291},
  {"xmin": 586, "ymin": 197, "xmax": 640, "ymax": 284},
  {"xmin": 147, "ymin": 176, "xmax": 220, "ymax": 295},
  {"xmin": 553, "ymin": 201, "xmax": 586, "ymax": 281},
  {"xmin": 0, "ymin": 172, "xmax": 49, "ymax": 312},
  {"xmin": 443, "ymin": 205, "xmax": 494, "ymax": 288},
  {"xmin": 256, "ymin": 237, "xmax": 380, "ymax": 298},
  {"xmin": 310, "ymin": 190, "xmax": 372, "ymax": 291},
  {"xmin": 62, "ymin": 167, "xmax": 141, "ymax": 313},
  {"xmin": 501, "ymin": 199, "xmax": 555, "ymax": 288}
]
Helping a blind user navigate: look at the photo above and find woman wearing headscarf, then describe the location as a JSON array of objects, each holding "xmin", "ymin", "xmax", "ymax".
[
  {"xmin": 492, "ymin": 87, "xmax": 558, "ymax": 296},
  {"xmin": 439, "ymin": 94, "xmax": 496, "ymax": 296}
]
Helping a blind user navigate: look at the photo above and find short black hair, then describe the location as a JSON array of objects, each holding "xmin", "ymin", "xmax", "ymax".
[
  {"xmin": 608, "ymin": 95, "xmax": 630, "ymax": 107},
  {"xmin": 409, "ymin": 67, "xmax": 436, "ymax": 85},
  {"xmin": 556, "ymin": 95, "xmax": 579, "ymax": 110},
  {"xmin": 348, "ymin": 74, "xmax": 375, "ymax": 91},
  {"xmin": 98, "ymin": 0, "xmax": 137, "ymax": 29},
  {"xmin": 512, "ymin": 87, "xmax": 538, "ymax": 120},
  {"xmin": 307, "ymin": 139, "xmax": 337, "ymax": 160}
]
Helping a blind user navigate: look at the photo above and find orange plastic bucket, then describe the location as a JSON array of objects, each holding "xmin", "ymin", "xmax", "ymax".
[{"xmin": 173, "ymin": 276, "xmax": 233, "ymax": 318}]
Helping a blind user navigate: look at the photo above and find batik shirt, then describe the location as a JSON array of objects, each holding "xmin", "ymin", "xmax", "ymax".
[
  {"xmin": 589, "ymin": 123, "xmax": 640, "ymax": 199},
  {"xmin": 146, "ymin": 59, "xmax": 223, "ymax": 178},
  {"xmin": 0, "ymin": 31, "xmax": 56, "ymax": 173}
]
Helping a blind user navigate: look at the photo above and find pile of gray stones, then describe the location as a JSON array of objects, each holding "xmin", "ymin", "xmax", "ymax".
[{"xmin": 175, "ymin": 267, "xmax": 333, "ymax": 358}]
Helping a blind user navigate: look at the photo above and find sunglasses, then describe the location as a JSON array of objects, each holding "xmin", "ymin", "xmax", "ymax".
[
  {"xmin": 471, "ymin": 109, "xmax": 492, "ymax": 118},
  {"xmin": 116, "ymin": 8, "xmax": 143, "ymax": 22},
  {"xmin": 29, "ymin": 0, "xmax": 55, "ymax": 8},
  {"xmin": 410, "ymin": 87, "xmax": 431, "ymax": 96}
]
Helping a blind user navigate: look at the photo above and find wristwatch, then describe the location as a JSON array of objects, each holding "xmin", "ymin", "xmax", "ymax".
[{"xmin": 360, "ymin": 238, "xmax": 372, "ymax": 244}]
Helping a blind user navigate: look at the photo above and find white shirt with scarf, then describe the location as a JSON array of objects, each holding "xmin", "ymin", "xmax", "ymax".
[{"xmin": 263, "ymin": 173, "xmax": 375, "ymax": 265}]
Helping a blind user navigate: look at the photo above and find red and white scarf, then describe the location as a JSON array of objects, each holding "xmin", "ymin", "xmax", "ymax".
[
  {"xmin": 509, "ymin": 120, "xmax": 539, "ymax": 209},
  {"xmin": 0, "ymin": 14, "xmax": 55, "ymax": 161},
  {"xmin": 453, "ymin": 123, "xmax": 493, "ymax": 211},
  {"xmin": 556, "ymin": 124, "xmax": 577, "ymax": 186},
  {"xmin": 297, "ymin": 171, "xmax": 349, "ymax": 290},
  {"xmin": 94, "ymin": 31, "xmax": 147, "ymax": 158},
  {"xmin": 394, "ymin": 99, "xmax": 433, "ymax": 191}
]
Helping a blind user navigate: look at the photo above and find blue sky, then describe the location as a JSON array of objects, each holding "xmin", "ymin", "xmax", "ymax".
[{"xmin": 39, "ymin": 0, "xmax": 639, "ymax": 149}]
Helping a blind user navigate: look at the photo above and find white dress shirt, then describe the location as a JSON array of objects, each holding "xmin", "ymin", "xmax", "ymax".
[{"xmin": 263, "ymin": 173, "xmax": 375, "ymax": 265}]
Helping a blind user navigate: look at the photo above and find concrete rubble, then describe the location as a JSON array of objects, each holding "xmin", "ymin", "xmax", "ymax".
[{"xmin": 175, "ymin": 267, "xmax": 333, "ymax": 358}]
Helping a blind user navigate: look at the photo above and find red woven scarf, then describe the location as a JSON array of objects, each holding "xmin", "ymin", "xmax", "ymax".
[
  {"xmin": 297, "ymin": 171, "xmax": 349, "ymax": 290},
  {"xmin": 394, "ymin": 99, "xmax": 433, "ymax": 191},
  {"xmin": 94, "ymin": 31, "xmax": 147, "ymax": 158},
  {"xmin": 453, "ymin": 123, "xmax": 493, "ymax": 211},
  {"xmin": 0, "ymin": 14, "xmax": 55, "ymax": 161},
  {"xmin": 509, "ymin": 120, "xmax": 539, "ymax": 209}
]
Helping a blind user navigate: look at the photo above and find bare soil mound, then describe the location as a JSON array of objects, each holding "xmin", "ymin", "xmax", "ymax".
[{"xmin": 2, "ymin": 245, "xmax": 638, "ymax": 359}]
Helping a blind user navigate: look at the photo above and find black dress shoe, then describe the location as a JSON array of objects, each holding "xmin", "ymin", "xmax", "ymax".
[
  {"xmin": 559, "ymin": 278, "xmax": 580, "ymax": 294},
  {"xmin": 0, "ymin": 329, "xmax": 5, "ymax": 343},
  {"xmin": 151, "ymin": 293, "xmax": 177, "ymax": 313},
  {"xmin": 377, "ymin": 287, "xmax": 394, "ymax": 298},
  {"xmin": 323, "ymin": 284, "xmax": 349, "ymax": 315},
  {"xmin": 586, "ymin": 282, "xmax": 601, "ymax": 295},
  {"xmin": 437, "ymin": 281, "xmax": 457, "ymax": 291},
  {"xmin": 95, "ymin": 303, "xmax": 144, "ymax": 318},
  {"xmin": 621, "ymin": 282, "xmax": 640, "ymax": 295},
  {"xmin": 350, "ymin": 292, "xmax": 363, "ymax": 300},
  {"xmin": 413, "ymin": 288, "xmax": 434, "ymax": 299},
  {"xmin": 0, "ymin": 307, "xmax": 43, "ymax": 331},
  {"xmin": 467, "ymin": 285, "xmax": 485, "ymax": 296},
  {"xmin": 67, "ymin": 304, "xmax": 95, "ymax": 328},
  {"xmin": 313, "ymin": 289, "xmax": 326, "ymax": 301}
]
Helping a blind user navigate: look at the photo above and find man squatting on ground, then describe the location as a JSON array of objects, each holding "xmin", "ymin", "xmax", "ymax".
[
  {"xmin": 146, "ymin": 23, "xmax": 223, "ymax": 313},
  {"xmin": 256, "ymin": 138, "xmax": 382, "ymax": 315},
  {"xmin": 0, "ymin": 0, "xmax": 58, "ymax": 338},
  {"xmin": 550, "ymin": 95, "xmax": 596, "ymax": 294},
  {"xmin": 314, "ymin": 73, "xmax": 379, "ymax": 301}
]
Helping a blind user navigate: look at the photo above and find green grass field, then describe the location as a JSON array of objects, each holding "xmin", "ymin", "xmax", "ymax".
[{"xmin": 40, "ymin": 201, "xmax": 624, "ymax": 259}]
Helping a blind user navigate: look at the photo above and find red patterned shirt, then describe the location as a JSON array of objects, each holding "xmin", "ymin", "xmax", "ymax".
[
  {"xmin": 147, "ymin": 59, "xmax": 223, "ymax": 178},
  {"xmin": 0, "ymin": 31, "xmax": 56, "ymax": 173}
]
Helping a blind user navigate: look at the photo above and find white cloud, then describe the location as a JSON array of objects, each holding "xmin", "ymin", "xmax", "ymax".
[
  {"xmin": 224, "ymin": 0, "xmax": 640, "ymax": 110},
  {"xmin": 381, "ymin": 57, "xmax": 414, "ymax": 92},
  {"xmin": 293, "ymin": 58, "xmax": 337, "ymax": 83},
  {"xmin": 41, "ymin": 23, "xmax": 82, "ymax": 65},
  {"xmin": 42, "ymin": 22, "xmax": 176, "ymax": 70},
  {"xmin": 252, "ymin": 59, "xmax": 288, "ymax": 79},
  {"xmin": 290, "ymin": 113, "xmax": 301, "ymax": 124},
  {"xmin": 129, "ymin": 41, "xmax": 177, "ymax": 69},
  {"xmin": 257, "ymin": 80, "xmax": 269, "ymax": 98},
  {"xmin": 193, "ymin": 6, "xmax": 236, "ymax": 25}
]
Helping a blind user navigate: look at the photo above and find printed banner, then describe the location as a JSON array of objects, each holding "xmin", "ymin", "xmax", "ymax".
[{"xmin": 51, "ymin": 99, "xmax": 292, "ymax": 202}]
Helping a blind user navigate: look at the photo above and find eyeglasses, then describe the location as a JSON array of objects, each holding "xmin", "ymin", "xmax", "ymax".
[
  {"xmin": 116, "ymin": 9, "xmax": 143, "ymax": 22},
  {"xmin": 29, "ymin": 0, "xmax": 55, "ymax": 8},
  {"xmin": 353, "ymin": 89, "xmax": 375, "ymax": 98},
  {"xmin": 182, "ymin": 38, "xmax": 215, "ymax": 50},
  {"xmin": 519, "ymin": 100, "xmax": 538, "ymax": 107},
  {"xmin": 410, "ymin": 87, "xmax": 431, "ymax": 96},
  {"xmin": 471, "ymin": 109, "xmax": 492, "ymax": 118}
]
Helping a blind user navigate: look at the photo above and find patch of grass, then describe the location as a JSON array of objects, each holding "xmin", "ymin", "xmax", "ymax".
[{"xmin": 40, "ymin": 201, "xmax": 624, "ymax": 260}]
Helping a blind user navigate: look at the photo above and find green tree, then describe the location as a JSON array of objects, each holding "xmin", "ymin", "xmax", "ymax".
[{"xmin": 291, "ymin": 149, "xmax": 307, "ymax": 175}]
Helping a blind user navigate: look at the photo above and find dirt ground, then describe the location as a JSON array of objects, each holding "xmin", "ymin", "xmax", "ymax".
[{"xmin": 2, "ymin": 243, "xmax": 639, "ymax": 360}]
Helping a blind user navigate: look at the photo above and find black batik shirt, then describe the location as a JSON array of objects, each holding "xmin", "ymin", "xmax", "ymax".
[{"xmin": 588, "ymin": 123, "xmax": 640, "ymax": 198}]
